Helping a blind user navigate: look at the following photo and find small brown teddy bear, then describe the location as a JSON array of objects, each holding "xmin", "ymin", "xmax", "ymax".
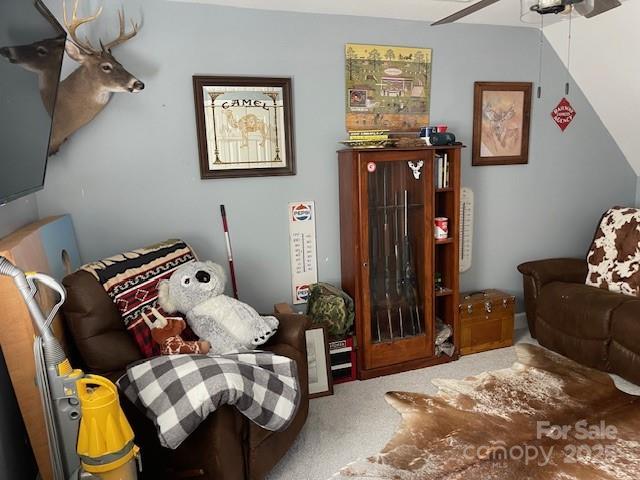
[{"xmin": 142, "ymin": 307, "xmax": 210, "ymax": 355}]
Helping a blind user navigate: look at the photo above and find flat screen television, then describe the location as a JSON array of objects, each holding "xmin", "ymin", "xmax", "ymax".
[{"xmin": 0, "ymin": 0, "xmax": 66, "ymax": 205}]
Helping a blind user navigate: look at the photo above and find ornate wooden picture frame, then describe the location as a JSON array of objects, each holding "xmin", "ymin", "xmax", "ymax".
[
  {"xmin": 472, "ymin": 81, "xmax": 532, "ymax": 166},
  {"xmin": 193, "ymin": 76, "xmax": 296, "ymax": 179}
]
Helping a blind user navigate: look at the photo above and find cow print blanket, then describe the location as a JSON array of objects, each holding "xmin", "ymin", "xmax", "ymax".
[{"xmin": 586, "ymin": 206, "xmax": 640, "ymax": 296}]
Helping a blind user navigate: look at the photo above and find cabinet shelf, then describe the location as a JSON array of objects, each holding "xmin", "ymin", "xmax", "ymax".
[
  {"xmin": 435, "ymin": 237, "xmax": 454, "ymax": 245},
  {"xmin": 435, "ymin": 288, "xmax": 454, "ymax": 297},
  {"xmin": 436, "ymin": 187, "xmax": 454, "ymax": 193}
]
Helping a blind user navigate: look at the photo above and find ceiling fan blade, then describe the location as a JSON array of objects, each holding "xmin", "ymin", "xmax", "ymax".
[
  {"xmin": 431, "ymin": 0, "xmax": 502, "ymax": 26},
  {"xmin": 584, "ymin": 0, "xmax": 621, "ymax": 18}
]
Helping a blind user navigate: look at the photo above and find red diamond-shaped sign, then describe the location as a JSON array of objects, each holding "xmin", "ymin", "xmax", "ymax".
[{"xmin": 551, "ymin": 97, "xmax": 576, "ymax": 132}]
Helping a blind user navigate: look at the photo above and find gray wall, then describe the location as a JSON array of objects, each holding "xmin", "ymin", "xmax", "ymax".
[
  {"xmin": 37, "ymin": 1, "xmax": 635, "ymax": 312},
  {"xmin": 0, "ymin": 195, "xmax": 39, "ymax": 237}
]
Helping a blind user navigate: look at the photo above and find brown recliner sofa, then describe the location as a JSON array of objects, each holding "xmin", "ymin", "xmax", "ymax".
[
  {"xmin": 62, "ymin": 269, "xmax": 310, "ymax": 480},
  {"xmin": 518, "ymin": 258, "xmax": 640, "ymax": 385}
]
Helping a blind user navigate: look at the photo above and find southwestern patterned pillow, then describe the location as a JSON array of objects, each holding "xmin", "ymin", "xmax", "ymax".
[
  {"xmin": 586, "ymin": 207, "xmax": 640, "ymax": 296},
  {"xmin": 82, "ymin": 239, "xmax": 197, "ymax": 357}
]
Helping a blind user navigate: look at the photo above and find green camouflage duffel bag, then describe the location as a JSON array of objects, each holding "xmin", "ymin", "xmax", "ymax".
[{"xmin": 306, "ymin": 283, "xmax": 354, "ymax": 337}]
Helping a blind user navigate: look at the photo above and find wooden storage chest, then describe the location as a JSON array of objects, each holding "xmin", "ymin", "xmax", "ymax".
[{"xmin": 459, "ymin": 289, "xmax": 514, "ymax": 355}]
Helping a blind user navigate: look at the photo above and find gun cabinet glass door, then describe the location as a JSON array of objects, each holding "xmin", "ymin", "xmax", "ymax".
[{"xmin": 360, "ymin": 152, "xmax": 434, "ymax": 369}]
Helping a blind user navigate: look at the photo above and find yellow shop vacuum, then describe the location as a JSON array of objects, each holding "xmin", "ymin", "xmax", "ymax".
[{"xmin": 0, "ymin": 256, "xmax": 140, "ymax": 480}]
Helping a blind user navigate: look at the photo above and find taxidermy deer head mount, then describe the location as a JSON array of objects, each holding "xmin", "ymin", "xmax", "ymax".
[
  {"xmin": 0, "ymin": 1, "xmax": 66, "ymax": 115},
  {"xmin": 50, "ymin": 0, "xmax": 145, "ymax": 154},
  {"xmin": 0, "ymin": 37, "xmax": 64, "ymax": 115},
  {"xmin": 0, "ymin": 37, "xmax": 66, "ymax": 116}
]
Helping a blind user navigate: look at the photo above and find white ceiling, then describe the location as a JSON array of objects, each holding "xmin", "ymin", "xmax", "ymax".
[{"xmin": 169, "ymin": 0, "xmax": 540, "ymax": 27}]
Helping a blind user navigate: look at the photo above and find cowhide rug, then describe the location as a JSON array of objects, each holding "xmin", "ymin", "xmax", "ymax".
[{"xmin": 332, "ymin": 344, "xmax": 640, "ymax": 479}]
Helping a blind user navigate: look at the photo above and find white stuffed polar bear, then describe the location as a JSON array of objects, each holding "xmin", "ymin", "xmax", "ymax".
[{"xmin": 157, "ymin": 261, "xmax": 279, "ymax": 355}]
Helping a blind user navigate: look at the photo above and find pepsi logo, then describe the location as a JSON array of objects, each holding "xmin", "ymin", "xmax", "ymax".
[
  {"xmin": 296, "ymin": 284, "xmax": 311, "ymax": 301},
  {"xmin": 292, "ymin": 203, "xmax": 312, "ymax": 222}
]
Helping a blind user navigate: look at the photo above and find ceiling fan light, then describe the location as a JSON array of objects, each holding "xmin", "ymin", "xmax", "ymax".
[
  {"xmin": 538, "ymin": 0, "xmax": 563, "ymax": 7},
  {"xmin": 574, "ymin": 0, "xmax": 595, "ymax": 15},
  {"xmin": 521, "ymin": 0, "xmax": 544, "ymax": 23},
  {"xmin": 521, "ymin": 0, "xmax": 592, "ymax": 24}
]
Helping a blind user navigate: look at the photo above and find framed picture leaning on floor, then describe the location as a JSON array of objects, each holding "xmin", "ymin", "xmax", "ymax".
[
  {"xmin": 305, "ymin": 324, "xmax": 333, "ymax": 399},
  {"xmin": 193, "ymin": 76, "xmax": 296, "ymax": 179}
]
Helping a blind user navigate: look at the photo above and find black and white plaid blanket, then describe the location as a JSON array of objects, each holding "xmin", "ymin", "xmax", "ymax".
[{"xmin": 117, "ymin": 352, "xmax": 301, "ymax": 449}]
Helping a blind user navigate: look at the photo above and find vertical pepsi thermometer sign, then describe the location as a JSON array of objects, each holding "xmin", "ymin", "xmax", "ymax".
[{"xmin": 289, "ymin": 201, "xmax": 318, "ymax": 304}]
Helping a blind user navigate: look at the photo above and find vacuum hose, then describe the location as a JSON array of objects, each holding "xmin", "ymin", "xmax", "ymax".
[
  {"xmin": 0, "ymin": 255, "xmax": 23, "ymax": 276},
  {"xmin": 0, "ymin": 255, "xmax": 66, "ymax": 366}
]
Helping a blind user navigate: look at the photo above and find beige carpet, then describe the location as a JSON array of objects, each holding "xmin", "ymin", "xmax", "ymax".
[{"xmin": 266, "ymin": 331, "xmax": 640, "ymax": 480}]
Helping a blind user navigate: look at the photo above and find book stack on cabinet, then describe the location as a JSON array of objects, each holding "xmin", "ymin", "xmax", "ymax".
[
  {"xmin": 338, "ymin": 145, "xmax": 463, "ymax": 379},
  {"xmin": 435, "ymin": 153, "xmax": 450, "ymax": 189}
]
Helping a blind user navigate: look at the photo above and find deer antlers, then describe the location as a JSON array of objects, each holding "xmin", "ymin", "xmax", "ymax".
[
  {"xmin": 63, "ymin": 0, "xmax": 140, "ymax": 54},
  {"xmin": 63, "ymin": 0, "xmax": 102, "ymax": 53},
  {"xmin": 101, "ymin": 9, "xmax": 140, "ymax": 51}
]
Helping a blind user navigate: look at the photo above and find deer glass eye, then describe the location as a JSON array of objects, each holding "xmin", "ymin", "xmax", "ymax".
[
  {"xmin": 181, "ymin": 277, "xmax": 191, "ymax": 286},
  {"xmin": 101, "ymin": 63, "xmax": 113, "ymax": 73},
  {"xmin": 37, "ymin": 46, "xmax": 48, "ymax": 56}
]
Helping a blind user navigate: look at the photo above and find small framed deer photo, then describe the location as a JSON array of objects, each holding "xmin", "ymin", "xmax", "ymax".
[
  {"xmin": 472, "ymin": 82, "xmax": 532, "ymax": 166},
  {"xmin": 193, "ymin": 76, "xmax": 296, "ymax": 179},
  {"xmin": 305, "ymin": 324, "xmax": 333, "ymax": 399}
]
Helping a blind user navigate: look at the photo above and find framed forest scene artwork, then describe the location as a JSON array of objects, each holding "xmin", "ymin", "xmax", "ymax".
[
  {"xmin": 345, "ymin": 43, "xmax": 432, "ymax": 132},
  {"xmin": 472, "ymin": 82, "xmax": 532, "ymax": 166},
  {"xmin": 193, "ymin": 76, "xmax": 296, "ymax": 179}
]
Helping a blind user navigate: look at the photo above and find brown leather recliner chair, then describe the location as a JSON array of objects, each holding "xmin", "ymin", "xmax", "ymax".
[
  {"xmin": 518, "ymin": 258, "xmax": 640, "ymax": 385},
  {"xmin": 62, "ymin": 270, "xmax": 310, "ymax": 480}
]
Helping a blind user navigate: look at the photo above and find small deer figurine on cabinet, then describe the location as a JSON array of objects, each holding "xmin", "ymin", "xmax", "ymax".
[{"xmin": 1, "ymin": 0, "xmax": 145, "ymax": 155}]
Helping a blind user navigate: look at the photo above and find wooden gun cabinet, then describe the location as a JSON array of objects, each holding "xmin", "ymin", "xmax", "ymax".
[{"xmin": 338, "ymin": 146, "xmax": 462, "ymax": 379}]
